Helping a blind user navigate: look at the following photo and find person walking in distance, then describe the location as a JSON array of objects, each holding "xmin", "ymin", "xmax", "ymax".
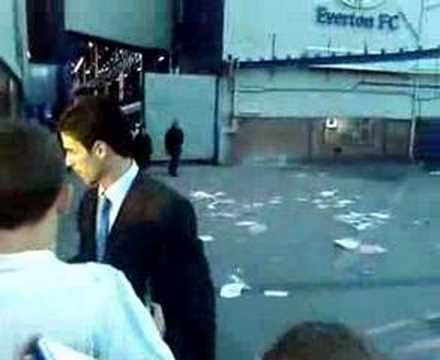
[{"xmin": 165, "ymin": 119, "xmax": 184, "ymax": 177}]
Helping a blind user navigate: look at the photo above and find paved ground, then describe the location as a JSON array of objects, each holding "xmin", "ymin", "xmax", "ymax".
[{"xmin": 59, "ymin": 161, "xmax": 440, "ymax": 360}]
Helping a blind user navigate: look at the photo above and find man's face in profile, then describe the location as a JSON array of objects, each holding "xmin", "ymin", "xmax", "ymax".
[{"xmin": 60, "ymin": 132, "xmax": 105, "ymax": 187}]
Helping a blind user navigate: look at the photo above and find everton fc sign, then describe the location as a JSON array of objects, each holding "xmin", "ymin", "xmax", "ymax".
[{"xmin": 316, "ymin": 0, "xmax": 399, "ymax": 31}]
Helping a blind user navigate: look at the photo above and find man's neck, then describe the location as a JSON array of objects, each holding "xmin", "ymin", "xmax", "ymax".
[
  {"xmin": 99, "ymin": 157, "xmax": 133, "ymax": 191},
  {"xmin": 0, "ymin": 210, "xmax": 56, "ymax": 254}
]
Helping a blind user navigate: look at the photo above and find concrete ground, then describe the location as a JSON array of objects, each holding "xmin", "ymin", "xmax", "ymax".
[{"xmin": 58, "ymin": 161, "xmax": 440, "ymax": 360}]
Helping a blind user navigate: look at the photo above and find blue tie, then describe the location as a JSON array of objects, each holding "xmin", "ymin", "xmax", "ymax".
[{"xmin": 96, "ymin": 195, "xmax": 111, "ymax": 262}]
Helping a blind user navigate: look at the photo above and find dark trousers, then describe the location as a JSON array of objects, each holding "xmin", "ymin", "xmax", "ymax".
[{"xmin": 168, "ymin": 152, "xmax": 181, "ymax": 176}]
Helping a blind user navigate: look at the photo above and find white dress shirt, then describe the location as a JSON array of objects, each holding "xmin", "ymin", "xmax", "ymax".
[
  {"xmin": 97, "ymin": 161, "xmax": 139, "ymax": 232},
  {"xmin": 0, "ymin": 250, "xmax": 174, "ymax": 360}
]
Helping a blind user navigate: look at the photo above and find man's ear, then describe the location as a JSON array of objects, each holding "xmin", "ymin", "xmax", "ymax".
[
  {"xmin": 91, "ymin": 140, "xmax": 108, "ymax": 160},
  {"xmin": 55, "ymin": 183, "xmax": 73, "ymax": 215}
]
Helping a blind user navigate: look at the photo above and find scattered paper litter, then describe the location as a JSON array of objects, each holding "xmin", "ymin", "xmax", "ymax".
[
  {"xmin": 366, "ymin": 319, "xmax": 416, "ymax": 335},
  {"xmin": 216, "ymin": 199, "xmax": 237, "ymax": 205},
  {"xmin": 207, "ymin": 202, "xmax": 218, "ymax": 210},
  {"xmin": 354, "ymin": 222, "xmax": 375, "ymax": 231},
  {"xmin": 334, "ymin": 238, "xmax": 360, "ymax": 251},
  {"xmin": 369, "ymin": 212, "xmax": 391, "ymax": 220},
  {"xmin": 333, "ymin": 204, "xmax": 347, "ymax": 209},
  {"xmin": 334, "ymin": 239, "xmax": 388, "ymax": 255},
  {"xmin": 190, "ymin": 191, "xmax": 215, "ymax": 200},
  {"xmin": 235, "ymin": 220, "xmax": 258, "ymax": 227},
  {"xmin": 248, "ymin": 223, "xmax": 268, "ymax": 235},
  {"xmin": 264, "ymin": 290, "xmax": 289, "ymax": 297},
  {"xmin": 358, "ymin": 244, "xmax": 388, "ymax": 255},
  {"xmin": 334, "ymin": 211, "xmax": 388, "ymax": 231},
  {"xmin": 320, "ymin": 190, "xmax": 338, "ymax": 198},
  {"xmin": 199, "ymin": 235, "xmax": 214, "ymax": 242},
  {"xmin": 413, "ymin": 219, "xmax": 429, "ymax": 226},
  {"xmin": 336, "ymin": 199, "xmax": 355, "ymax": 207},
  {"xmin": 220, "ymin": 283, "xmax": 250, "ymax": 298},
  {"xmin": 216, "ymin": 212, "xmax": 239, "ymax": 219}
]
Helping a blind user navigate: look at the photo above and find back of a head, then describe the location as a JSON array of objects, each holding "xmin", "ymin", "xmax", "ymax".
[
  {"xmin": 0, "ymin": 121, "xmax": 65, "ymax": 229},
  {"xmin": 263, "ymin": 321, "xmax": 380, "ymax": 360},
  {"xmin": 58, "ymin": 95, "xmax": 151, "ymax": 168}
]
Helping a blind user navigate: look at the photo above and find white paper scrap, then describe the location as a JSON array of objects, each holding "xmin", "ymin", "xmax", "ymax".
[
  {"xmin": 366, "ymin": 319, "xmax": 415, "ymax": 335},
  {"xmin": 207, "ymin": 202, "xmax": 218, "ymax": 210},
  {"xmin": 199, "ymin": 235, "xmax": 214, "ymax": 242},
  {"xmin": 248, "ymin": 223, "xmax": 268, "ymax": 235},
  {"xmin": 190, "ymin": 191, "xmax": 215, "ymax": 200},
  {"xmin": 369, "ymin": 212, "xmax": 391, "ymax": 220},
  {"xmin": 358, "ymin": 244, "xmax": 388, "ymax": 255},
  {"xmin": 235, "ymin": 221, "xmax": 258, "ymax": 227},
  {"xmin": 354, "ymin": 222, "xmax": 375, "ymax": 231},
  {"xmin": 269, "ymin": 199, "xmax": 282, "ymax": 205},
  {"xmin": 217, "ymin": 212, "xmax": 239, "ymax": 219},
  {"xmin": 333, "ymin": 238, "xmax": 360, "ymax": 251},
  {"xmin": 317, "ymin": 204, "xmax": 330, "ymax": 210},
  {"xmin": 320, "ymin": 190, "xmax": 338, "ymax": 198},
  {"xmin": 220, "ymin": 283, "xmax": 250, "ymax": 299},
  {"xmin": 264, "ymin": 290, "xmax": 289, "ymax": 297},
  {"xmin": 337, "ymin": 200, "xmax": 355, "ymax": 206},
  {"xmin": 217, "ymin": 199, "xmax": 237, "ymax": 205}
]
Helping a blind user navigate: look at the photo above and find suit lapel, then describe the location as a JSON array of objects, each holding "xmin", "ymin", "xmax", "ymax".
[
  {"xmin": 107, "ymin": 171, "xmax": 145, "ymax": 239},
  {"xmin": 83, "ymin": 189, "xmax": 98, "ymax": 260}
]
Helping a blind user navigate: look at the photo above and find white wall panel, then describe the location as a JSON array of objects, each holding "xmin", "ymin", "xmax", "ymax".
[{"xmin": 145, "ymin": 73, "xmax": 217, "ymax": 160}]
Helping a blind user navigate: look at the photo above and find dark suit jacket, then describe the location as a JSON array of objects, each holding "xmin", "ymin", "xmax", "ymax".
[
  {"xmin": 73, "ymin": 171, "xmax": 216, "ymax": 360},
  {"xmin": 165, "ymin": 126, "xmax": 184, "ymax": 155}
]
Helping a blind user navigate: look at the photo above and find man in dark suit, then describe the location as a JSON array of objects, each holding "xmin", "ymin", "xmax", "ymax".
[
  {"xmin": 58, "ymin": 96, "xmax": 216, "ymax": 360},
  {"xmin": 165, "ymin": 120, "xmax": 184, "ymax": 177}
]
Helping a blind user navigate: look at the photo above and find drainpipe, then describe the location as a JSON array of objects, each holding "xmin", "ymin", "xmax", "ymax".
[
  {"xmin": 409, "ymin": 0, "xmax": 425, "ymax": 161},
  {"xmin": 408, "ymin": 79, "xmax": 418, "ymax": 161}
]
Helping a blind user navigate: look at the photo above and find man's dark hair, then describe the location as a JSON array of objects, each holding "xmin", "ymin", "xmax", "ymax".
[
  {"xmin": 263, "ymin": 321, "xmax": 383, "ymax": 360},
  {"xmin": 58, "ymin": 96, "xmax": 151, "ymax": 168},
  {"xmin": 0, "ymin": 121, "xmax": 65, "ymax": 229}
]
